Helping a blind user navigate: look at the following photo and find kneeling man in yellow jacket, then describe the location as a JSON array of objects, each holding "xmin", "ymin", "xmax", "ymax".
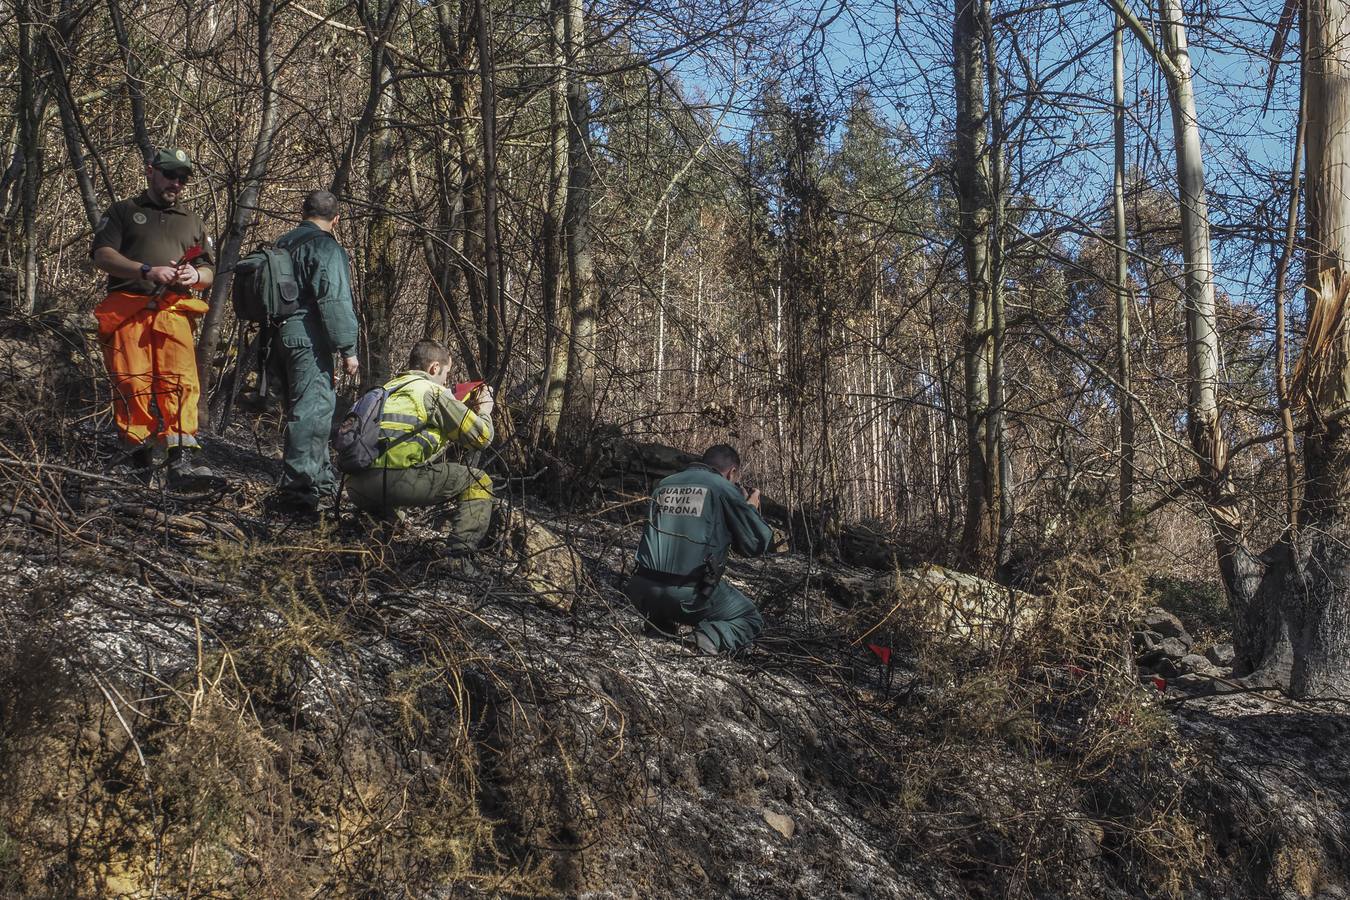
[{"xmin": 346, "ymin": 339, "xmax": 495, "ymax": 556}]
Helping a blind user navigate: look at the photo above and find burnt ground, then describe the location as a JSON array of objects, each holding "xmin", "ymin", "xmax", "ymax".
[{"xmin": 0, "ymin": 345, "xmax": 1345, "ymax": 899}]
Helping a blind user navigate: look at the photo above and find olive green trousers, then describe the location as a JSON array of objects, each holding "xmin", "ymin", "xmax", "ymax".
[{"xmin": 346, "ymin": 459, "xmax": 493, "ymax": 550}]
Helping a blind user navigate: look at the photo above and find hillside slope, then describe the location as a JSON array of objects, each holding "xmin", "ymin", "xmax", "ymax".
[{"xmin": 0, "ymin": 353, "xmax": 1344, "ymax": 897}]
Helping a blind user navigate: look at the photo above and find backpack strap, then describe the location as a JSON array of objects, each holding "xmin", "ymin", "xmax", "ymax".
[
  {"xmin": 276, "ymin": 229, "xmax": 329, "ymax": 307},
  {"xmin": 278, "ymin": 228, "xmax": 327, "ymax": 254},
  {"xmin": 375, "ymin": 374, "xmax": 437, "ymax": 462}
]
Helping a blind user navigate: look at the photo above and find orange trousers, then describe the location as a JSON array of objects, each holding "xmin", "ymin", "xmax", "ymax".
[{"xmin": 94, "ymin": 290, "xmax": 209, "ymax": 448}]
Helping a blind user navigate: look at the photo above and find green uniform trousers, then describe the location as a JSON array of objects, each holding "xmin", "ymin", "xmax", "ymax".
[
  {"xmin": 623, "ymin": 573, "xmax": 765, "ymax": 653},
  {"xmin": 346, "ymin": 458, "xmax": 493, "ymax": 551},
  {"xmin": 273, "ymin": 317, "xmax": 337, "ymax": 504}
]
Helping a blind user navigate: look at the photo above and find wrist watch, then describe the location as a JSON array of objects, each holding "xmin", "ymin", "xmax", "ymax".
[{"xmin": 140, "ymin": 263, "xmax": 151, "ymax": 278}]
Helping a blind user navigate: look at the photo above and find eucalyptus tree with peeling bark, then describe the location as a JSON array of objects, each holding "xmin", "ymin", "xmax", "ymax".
[
  {"xmin": 1290, "ymin": 0, "xmax": 1350, "ymax": 697},
  {"xmin": 1109, "ymin": 0, "xmax": 1293, "ymax": 678}
]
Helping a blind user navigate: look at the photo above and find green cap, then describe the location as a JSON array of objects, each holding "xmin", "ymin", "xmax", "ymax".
[{"xmin": 150, "ymin": 147, "xmax": 194, "ymax": 174}]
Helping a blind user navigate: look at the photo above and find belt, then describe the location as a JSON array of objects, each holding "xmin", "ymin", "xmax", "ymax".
[{"xmin": 633, "ymin": 565, "xmax": 702, "ymax": 587}]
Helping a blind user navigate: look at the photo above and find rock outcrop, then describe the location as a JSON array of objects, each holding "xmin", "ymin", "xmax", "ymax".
[
  {"xmin": 829, "ymin": 562, "xmax": 1038, "ymax": 645},
  {"xmin": 1133, "ymin": 606, "xmax": 1234, "ymax": 693}
]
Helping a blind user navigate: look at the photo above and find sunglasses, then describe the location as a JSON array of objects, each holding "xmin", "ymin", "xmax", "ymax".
[{"xmin": 156, "ymin": 168, "xmax": 192, "ymax": 184}]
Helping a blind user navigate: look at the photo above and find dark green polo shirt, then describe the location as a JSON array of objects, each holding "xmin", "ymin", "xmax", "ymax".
[{"xmin": 91, "ymin": 191, "xmax": 215, "ymax": 295}]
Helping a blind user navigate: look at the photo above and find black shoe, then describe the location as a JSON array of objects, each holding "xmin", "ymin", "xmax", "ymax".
[
  {"xmin": 109, "ymin": 445, "xmax": 154, "ymax": 484},
  {"xmin": 167, "ymin": 447, "xmax": 216, "ymax": 489},
  {"xmin": 264, "ymin": 490, "xmax": 321, "ymax": 521}
]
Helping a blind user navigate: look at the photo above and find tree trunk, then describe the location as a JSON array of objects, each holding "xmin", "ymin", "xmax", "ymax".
[
  {"xmin": 1115, "ymin": 0, "xmax": 1291, "ymax": 676},
  {"xmin": 982, "ymin": 0, "xmax": 1012, "ymax": 569},
  {"xmin": 1113, "ymin": 15, "xmax": 1135, "ymax": 549},
  {"xmin": 1272, "ymin": 36, "xmax": 1305, "ymax": 535},
  {"xmin": 363, "ymin": 82, "xmax": 399, "ymax": 388},
  {"xmin": 420, "ymin": 0, "xmax": 476, "ymax": 369},
  {"xmin": 199, "ymin": 0, "xmax": 281, "ymax": 424},
  {"xmin": 953, "ymin": 0, "xmax": 995, "ymax": 571},
  {"xmin": 348, "ymin": 0, "xmax": 402, "ymax": 387},
  {"xmin": 559, "ymin": 0, "xmax": 598, "ymax": 453},
  {"xmin": 474, "ymin": 0, "xmax": 505, "ymax": 381},
  {"xmin": 44, "ymin": 19, "xmax": 101, "ymax": 233},
  {"xmin": 538, "ymin": 0, "xmax": 571, "ymax": 446},
  {"xmin": 14, "ymin": 0, "xmax": 42, "ymax": 313},
  {"xmin": 451, "ymin": 0, "xmax": 489, "ymax": 378},
  {"xmin": 106, "ymin": 0, "xmax": 152, "ymax": 161},
  {"xmin": 1292, "ymin": 0, "xmax": 1350, "ymax": 698},
  {"xmin": 1157, "ymin": 0, "xmax": 1284, "ymax": 674},
  {"xmin": 655, "ymin": 203, "xmax": 669, "ymax": 409}
]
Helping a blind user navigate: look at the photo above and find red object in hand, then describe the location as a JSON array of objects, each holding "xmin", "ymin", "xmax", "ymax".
[
  {"xmin": 151, "ymin": 245, "xmax": 206, "ymax": 297},
  {"xmin": 453, "ymin": 380, "xmax": 485, "ymax": 401},
  {"xmin": 867, "ymin": 643, "xmax": 892, "ymax": 666}
]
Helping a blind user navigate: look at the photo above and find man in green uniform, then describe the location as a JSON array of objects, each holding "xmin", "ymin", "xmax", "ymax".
[
  {"xmin": 346, "ymin": 340, "xmax": 496, "ymax": 556},
  {"xmin": 624, "ymin": 444, "xmax": 775, "ymax": 654},
  {"xmin": 90, "ymin": 147, "xmax": 216, "ymax": 486},
  {"xmin": 265, "ymin": 190, "xmax": 361, "ymax": 518}
]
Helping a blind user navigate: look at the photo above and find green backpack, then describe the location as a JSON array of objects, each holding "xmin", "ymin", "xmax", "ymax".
[{"xmin": 230, "ymin": 232, "xmax": 321, "ymax": 323}]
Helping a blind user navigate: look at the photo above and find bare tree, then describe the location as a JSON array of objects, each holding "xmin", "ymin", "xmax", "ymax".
[
  {"xmin": 953, "ymin": 0, "xmax": 1000, "ymax": 571},
  {"xmin": 558, "ymin": 0, "xmax": 599, "ymax": 452},
  {"xmin": 1290, "ymin": 0, "xmax": 1350, "ymax": 697},
  {"xmin": 198, "ymin": 0, "xmax": 283, "ymax": 420},
  {"xmin": 1112, "ymin": 14, "xmax": 1135, "ymax": 547}
]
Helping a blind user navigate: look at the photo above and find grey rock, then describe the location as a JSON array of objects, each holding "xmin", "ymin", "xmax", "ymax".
[
  {"xmin": 1205, "ymin": 642, "xmax": 1236, "ymax": 668},
  {"xmin": 1140, "ymin": 606, "xmax": 1193, "ymax": 648},
  {"xmin": 1171, "ymin": 673, "xmax": 1216, "ymax": 693},
  {"xmin": 822, "ymin": 571, "xmax": 890, "ymax": 608},
  {"xmin": 1138, "ymin": 637, "xmax": 1190, "ymax": 668},
  {"xmin": 1133, "ymin": 630, "xmax": 1161, "ymax": 653},
  {"xmin": 1178, "ymin": 654, "xmax": 1222, "ymax": 677},
  {"xmin": 1150, "ymin": 657, "xmax": 1182, "ymax": 679}
]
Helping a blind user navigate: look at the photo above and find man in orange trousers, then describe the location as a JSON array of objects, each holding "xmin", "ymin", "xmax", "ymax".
[{"xmin": 91, "ymin": 148, "xmax": 217, "ymax": 486}]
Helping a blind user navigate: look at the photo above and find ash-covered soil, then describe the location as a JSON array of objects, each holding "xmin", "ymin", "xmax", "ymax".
[{"xmin": 0, "ymin": 421, "xmax": 1346, "ymax": 899}]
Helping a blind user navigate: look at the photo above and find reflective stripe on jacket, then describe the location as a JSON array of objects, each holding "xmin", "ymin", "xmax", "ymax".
[{"xmin": 371, "ymin": 372, "xmax": 492, "ymax": 469}]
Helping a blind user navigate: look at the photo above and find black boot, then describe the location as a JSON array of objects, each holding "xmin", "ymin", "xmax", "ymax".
[
  {"xmin": 264, "ymin": 489, "xmax": 320, "ymax": 522},
  {"xmin": 167, "ymin": 446, "xmax": 215, "ymax": 488},
  {"xmin": 125, "ymin": 444, "xmax": 154, "ymax": 485}
]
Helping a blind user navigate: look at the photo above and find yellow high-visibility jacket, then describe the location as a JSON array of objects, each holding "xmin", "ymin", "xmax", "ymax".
[{"xmin": 371, "ymin": 371, "xmax": 493, "ymax": 469}]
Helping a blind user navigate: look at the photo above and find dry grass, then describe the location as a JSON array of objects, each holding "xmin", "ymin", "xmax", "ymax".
[
  {"xmin": 825, "ymin": 508, "xmax": 1212, "ymax": 898},
  {"xmin": 0, "ymin": 465, "xmax": 554, "ymax": 897}
]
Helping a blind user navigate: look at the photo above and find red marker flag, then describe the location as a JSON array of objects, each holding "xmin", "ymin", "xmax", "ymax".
[
  {"xmin": 867, "ymin": 643, "xmax": 892, "ymax": 666},
  {"xmin": 453, "ymin": 380, "xmax": 485, "ymax": 402},
  {"xmin": 150, "ymin": 245, "xmax": 206, "ymax": 299}
]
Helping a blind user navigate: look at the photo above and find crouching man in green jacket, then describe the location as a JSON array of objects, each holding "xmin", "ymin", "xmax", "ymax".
[
  {"xmin": 346, "ymin": 339, "xmax": 495, "ymax": 558},
  {"xmin": 624, "ymin": 444, "xmax": 775, "ymax": 654}
]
